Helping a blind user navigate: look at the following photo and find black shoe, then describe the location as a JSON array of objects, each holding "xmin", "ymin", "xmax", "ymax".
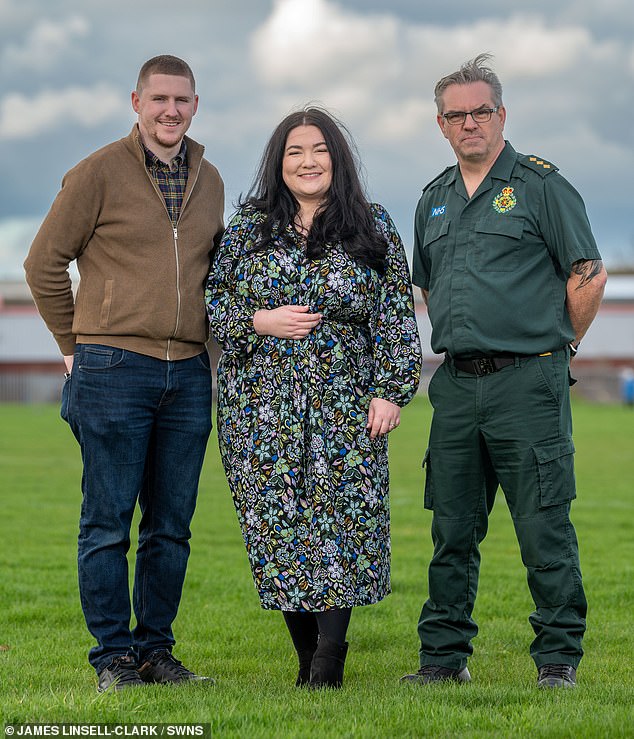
[
  {"xmin": 537, "ymin": 664, "xmax": 576, "ymax": 688},
  {"xmin": 308, "ymin": 636, "xmax": 349, "ymax": 689},
  {"xmin": 400, "ymin": 664, "xmax": 471, "ymax": 685},
  {"xmin": 138, "ymin": 649, "xmax": 214, "ymax": 685},
  {"xmin": 97, "ymin": 655, "xmax": 144, "ymax": 692}
]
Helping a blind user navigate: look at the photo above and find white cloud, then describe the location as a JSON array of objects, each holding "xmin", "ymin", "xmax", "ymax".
[
  {"xmin": 3, "ymin": 15, "xmax": 90, "ymax": 71},
  {"xmin": 0, "ymin": 0, "xmax": 631, "ymax": 270},
  {"xmin": 248, "ymin": 0, "xmax": 633, "ymax": 153},
  {"xmin": 0, "ymin": 217, "xmax": 40, "ymax": 279},
  {"xmin": 407, "ymin": 17, "xmax": 590, "ymax": 79},
  {"xmin": 0, "ymin": 0, "xmax": 21, "ymax": 23},
  {"xmin": 241, "ymin": 0, "xmax": 634, "ymax": 262},
  {"xmin": 365, "ymin": 98, "xmax": 434, "ymax": 142},
  {"xmin": 251, "ymin": 0, "xmax": 400, "ymax": 88},
  {"xmin": 249, "ymin": 1, "xmax": 601, "ymax": 140},
  {"xmin": 0, "ymin": 84, "xmax": 128, "ymax": 140},
  {"xmin": 252, "ymin": 1, "xmax": 593, "ymax": 89}
]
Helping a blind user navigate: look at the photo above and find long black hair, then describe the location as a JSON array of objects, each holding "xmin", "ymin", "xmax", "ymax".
[{"xmin": 240, "ymin": 107, "xmax": 386, "ymax": 273}]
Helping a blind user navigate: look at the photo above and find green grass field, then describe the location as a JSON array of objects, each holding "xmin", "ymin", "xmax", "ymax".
[{"xmin": 1, "ymin": 397, "xmax": 633, "ymax": 737}]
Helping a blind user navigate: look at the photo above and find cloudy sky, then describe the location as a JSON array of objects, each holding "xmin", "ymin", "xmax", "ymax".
[{"xmin": 1, "ymin": 0, "xmax": 633, "ymax": 280}]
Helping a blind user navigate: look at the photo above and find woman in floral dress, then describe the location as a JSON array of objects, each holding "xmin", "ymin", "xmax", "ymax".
[{"xmin": 206, "ymin": 108, "xmax": 422, "ymax": 688}]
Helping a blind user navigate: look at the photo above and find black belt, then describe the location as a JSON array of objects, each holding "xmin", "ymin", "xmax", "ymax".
[{"xmin": 448, "ymin": 355, "xmax": 516, "ymax": 376}]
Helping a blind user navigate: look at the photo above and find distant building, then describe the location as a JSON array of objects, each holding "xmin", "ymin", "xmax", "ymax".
[
  {"xmin": 2, "ymin": 275, "xmax": 633, "ymax": 403},
  {"xmin": 0, "ymin": 281, "xmax": 65, "ymax": 401}
]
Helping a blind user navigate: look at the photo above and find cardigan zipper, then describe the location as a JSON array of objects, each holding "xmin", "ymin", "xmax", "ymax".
[
  {"xmin": 167, "ymin": 156, "xmax": 203, "ymax": 360},
  {"xmin": 168, "ymin": 225, "xmax": 181, "ymax": 362},
  {"xmin": 142, "ymin": 151, "xmax": 204, "ymax": 361}
]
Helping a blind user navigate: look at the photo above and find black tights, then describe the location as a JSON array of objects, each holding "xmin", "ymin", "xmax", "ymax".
[
  {"xmin": 283, "ymin": 608, "xmax": 352, "ymax": 649},
  {"xmin": 315, "ymin": 608, "xmax": 352, "ymax": 644}
]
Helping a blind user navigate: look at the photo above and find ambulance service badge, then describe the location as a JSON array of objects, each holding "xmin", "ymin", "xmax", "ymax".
[{"xmin": 492, "ymin": 186, "xmax": 517, "ymax": 214}]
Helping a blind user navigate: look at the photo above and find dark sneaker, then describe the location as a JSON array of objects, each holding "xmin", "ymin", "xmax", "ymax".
[
  {"xmin": 97, "ymin": 655, "xmax": 144, "ymax": 692},
  {"xmin": 138, "ymin": 649, "xmax": 213, "ymax": 685},
  {"xmin": 400, "ymin": 664, "xmax": 471, "ymax": 685},
  {"xmin": 537, "ymin": 664, "xmax": 576, "ymax": 688}
]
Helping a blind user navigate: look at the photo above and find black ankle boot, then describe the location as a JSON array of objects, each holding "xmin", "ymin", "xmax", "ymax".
[
  {"xmin": 296, "ymin": 649, "xmax": 315, "ymax": 687},
  {"xmin": 283, "ymin": 612, "xmax": 319, "ymax": 687},
  {"xmin": 309, "ymin": 635, "xmax": 349, "ymax": 689}
]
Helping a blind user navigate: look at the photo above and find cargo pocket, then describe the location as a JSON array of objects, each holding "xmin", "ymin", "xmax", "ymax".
[
  {"xmin": 532, "ymin": 437, "xmax": 576, "ymax": 508},
  {"xmin": 422, "ymin": 447, "xmax": 434, "ymax": 510}
]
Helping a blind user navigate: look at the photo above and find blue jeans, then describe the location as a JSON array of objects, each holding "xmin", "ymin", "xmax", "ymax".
[{"xmin": 62, "ymin": 344, "xmax": 212, "ymax": 673}]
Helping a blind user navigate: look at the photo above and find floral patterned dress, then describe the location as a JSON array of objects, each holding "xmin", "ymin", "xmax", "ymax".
[{"xmin": 205, "ymin": 203, "xmax": 421, "ymax": 611}]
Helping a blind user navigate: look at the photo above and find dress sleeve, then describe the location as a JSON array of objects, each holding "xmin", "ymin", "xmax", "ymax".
[
  {"xmin": 205, "ymin": 208, "xmax": 263, "ymax": 356},
  {"xmin": 369, "ymin": 204, "xmax": 423, "ymax": 406}
]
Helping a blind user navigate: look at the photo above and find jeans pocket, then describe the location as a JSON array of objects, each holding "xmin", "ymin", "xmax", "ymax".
[
  {"xmin": 532, "ymin": 436, "xmax": 576, "ymax": 507},
  {"xmin": 195, "ymin": 349, "xmax": 212, "ymax": 370},
  {"xmin": 77, "ymin": 344, "xmax": 125, "ymax": 371},
  {"xmin": 60, "ymin": 373, "xmax": 72, "ymax": 423}
]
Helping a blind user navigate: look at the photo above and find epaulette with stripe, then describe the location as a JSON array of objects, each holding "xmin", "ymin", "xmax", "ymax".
[{"xmin": 518, "ymin": 154, "xmax": 559, "ymax": 177}]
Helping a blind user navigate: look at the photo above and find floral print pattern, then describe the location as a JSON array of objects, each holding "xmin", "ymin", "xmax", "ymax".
[{"xmin": 205, "ymin": 203, "xmax": 422, "ymax": 611}]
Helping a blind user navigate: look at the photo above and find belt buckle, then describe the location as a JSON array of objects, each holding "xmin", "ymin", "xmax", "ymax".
[{"xmin": 473, "ymin": 358, "xmax": 496, "ymax": 376}]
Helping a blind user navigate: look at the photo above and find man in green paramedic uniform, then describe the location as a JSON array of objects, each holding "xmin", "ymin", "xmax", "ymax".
[{"xmin": 402, "ymin": 54, "xmax": 607, "ymax": 689}]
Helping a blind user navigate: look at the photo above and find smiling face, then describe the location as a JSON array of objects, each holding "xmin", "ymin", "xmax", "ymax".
[
  {"xmin": 282, "ymin": 125, "xmax": 333, "ymax": 210},
  {"xmin": 131, "ymin": 73, "xmax": 198, "ymax": 162},
  {"xmin": 437, "ymin": 80, "xmax": 506, "ymax": 167}
]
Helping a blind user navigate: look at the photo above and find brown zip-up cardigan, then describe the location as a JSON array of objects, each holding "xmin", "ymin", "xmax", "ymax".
[{"xmin": 24, "ymin": 126, "xmax": 225, "ymax": 360}]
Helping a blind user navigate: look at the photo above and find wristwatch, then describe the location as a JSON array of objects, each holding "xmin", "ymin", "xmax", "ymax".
[{"xmin": 568, "ymin": 342, "xmax": 579, "ymax": 357}]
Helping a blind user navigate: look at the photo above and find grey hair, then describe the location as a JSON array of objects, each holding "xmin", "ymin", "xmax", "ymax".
[{"xmin": 434, "ymin": 53, "xmax": 503, "ymax": 112}]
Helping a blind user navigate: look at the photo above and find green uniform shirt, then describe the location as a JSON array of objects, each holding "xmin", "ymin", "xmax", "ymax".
[{"xmin": 412, "ymin": 141, "xmax": 602, "ymax": 357}]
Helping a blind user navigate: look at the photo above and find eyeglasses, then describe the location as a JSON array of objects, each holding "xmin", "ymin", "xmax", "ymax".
[{"xmin": 441, "ymin": 106, "xmax": 499, "ymax": 126}]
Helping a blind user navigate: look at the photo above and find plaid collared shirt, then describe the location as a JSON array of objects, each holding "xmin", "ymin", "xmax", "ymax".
[{"xmin": 143, "ymin": 141, "xmax": 188, "ymax": 227}]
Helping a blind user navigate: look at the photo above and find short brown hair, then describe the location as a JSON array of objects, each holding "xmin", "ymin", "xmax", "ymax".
[{"xmin": 136, "ymin": 55, "xmax": 195, "ymax": 93}]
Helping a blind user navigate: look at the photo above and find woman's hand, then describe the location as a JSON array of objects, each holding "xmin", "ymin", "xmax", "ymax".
[
  {"xmin": 367, "ymin": 397, "xmax": 400, "ymax": 440},
  {"xmin": 253, "ymin": 305, "xmax": 322, "ymax": 339}
]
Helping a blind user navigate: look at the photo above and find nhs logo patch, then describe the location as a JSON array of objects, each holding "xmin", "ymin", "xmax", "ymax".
[{"xmin": 430, "ymin": 205, "xmax": 446, "ymax": 217}]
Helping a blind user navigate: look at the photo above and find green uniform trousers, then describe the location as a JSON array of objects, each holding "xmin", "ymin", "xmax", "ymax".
[{"xmin": 419, "ymin": 348, "xmax": 587, "ymax": 670}]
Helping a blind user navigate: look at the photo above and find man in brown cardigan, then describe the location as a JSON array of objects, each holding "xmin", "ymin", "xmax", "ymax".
[{"xmin": 24, "ymin": 55, "xmax": 224, "ymax": 692}]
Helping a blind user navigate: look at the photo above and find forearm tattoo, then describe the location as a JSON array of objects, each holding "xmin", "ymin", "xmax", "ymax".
[{"xmin": 571, "ymin": 259, "xmax": 603, "ymax": 289}]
